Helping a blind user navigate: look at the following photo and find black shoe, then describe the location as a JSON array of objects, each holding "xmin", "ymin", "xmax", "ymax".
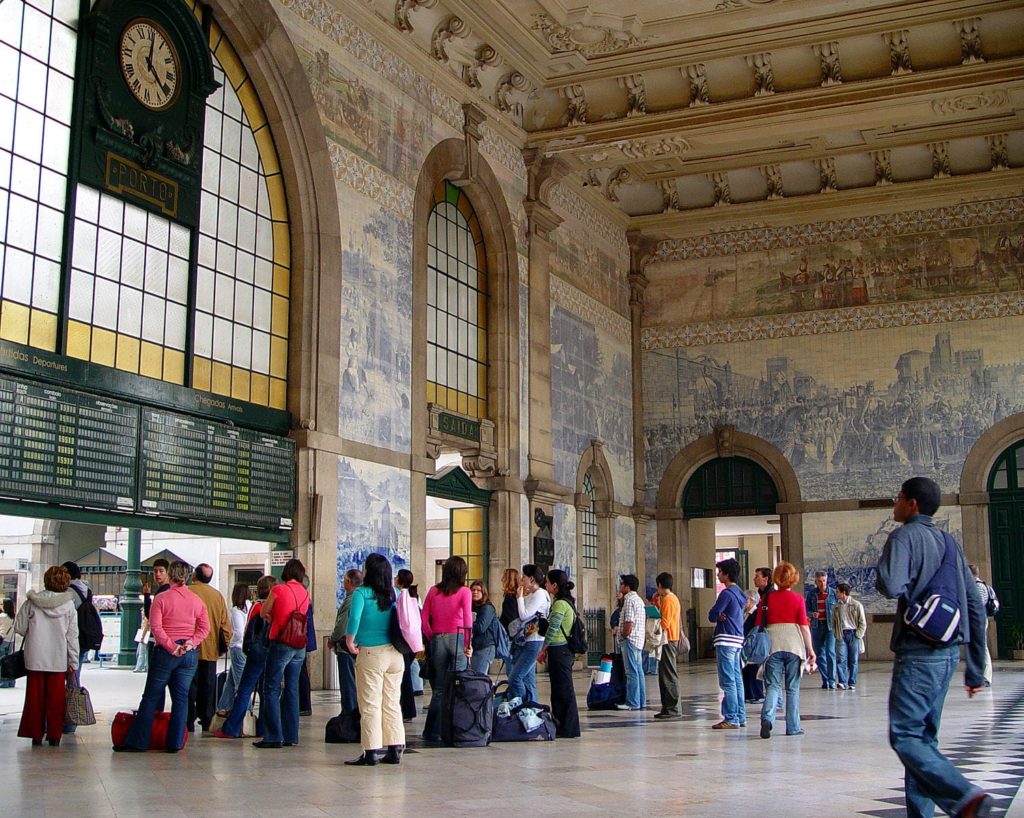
[
  {"xmin": 760, "ymin": 720, "xmax": 772, "ymax": 739},
  {"xmin": 113, "ymin": 745, "xmax": 145, "ymax": 753},
  {"xmin": 48, "ymin": 739, "xmax": 60, "ymax": 747},
  {"xmin": 345, "ymin": 750, "xmax": 381, "ymax": 766},
  {"xmin": 252, "ymin": 740, "xmax": 282, "ymax": 749},
  {"xmin": 165, "ymin": 748, "xmax": 181, "ymax": 754},
  {"xmin": 299, "ymin": 710, "xmax": 312, "ymax": 717},
  {"xmin": 381, "ymin": 745, "xmax": 404, "ymax": 765},
  {"xmin": 31, "ymin": 739, "xmax": 42, "ymax": 746}
]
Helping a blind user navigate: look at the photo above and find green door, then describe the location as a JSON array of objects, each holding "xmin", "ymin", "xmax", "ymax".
[{"xmin": 988, "ymin": 440, "xmax": 1024, "ymax": 658}]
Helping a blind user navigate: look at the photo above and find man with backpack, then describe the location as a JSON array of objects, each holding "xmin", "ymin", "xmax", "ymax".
[
  {"xmin": 969, "ymin": 563, "xmax": 998, "ymax": 687},
  {"xmin": 61, "ymin": 561, "xmax": 104, "ymax": 735},
  {"xmin": 653, "ymin": 572, "xmax": 682, "ymax": 720}
]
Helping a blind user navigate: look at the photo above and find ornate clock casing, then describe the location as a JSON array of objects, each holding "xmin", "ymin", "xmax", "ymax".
[{"xmin": 73, "ymin": 0, "xmax": 218, "ymax": 228}]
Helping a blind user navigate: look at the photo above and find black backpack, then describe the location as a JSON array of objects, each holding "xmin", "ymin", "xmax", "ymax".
[
  {"xmin": 563, "ymin": 603, "xmax": 587, "ymax": 656},
  {"xmin": 71, "ymin": 585, "xmax": 104, "ymax": 652}
]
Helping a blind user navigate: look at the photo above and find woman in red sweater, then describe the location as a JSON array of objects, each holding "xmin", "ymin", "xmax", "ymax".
[{"xmin": 420, "ymin": 555, "xmax": 472, "ymax": 742}]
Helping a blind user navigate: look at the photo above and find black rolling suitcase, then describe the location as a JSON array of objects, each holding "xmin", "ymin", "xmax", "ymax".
[{"xmin": 440, "ymin": 627, "xmax": 493, "ymax": 748}]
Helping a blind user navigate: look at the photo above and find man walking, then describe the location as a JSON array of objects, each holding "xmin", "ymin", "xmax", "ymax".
[
  {"xmin": 830, "ymin": 582, "xmax": 866, "ymax": 690},
  {"xmin": 188, "ymin": 563, "xmax": 231, "ymax": 732},
  {"xmin": 877, "ymin": 476, "xmax": 991, "ymax": 818},
  {"xmin": 653, "ymin": 572, "xmax": 681, "ymax": 720},
  {"xmin": 968, "ymin": 564, "xmax": 997, "ymax": 687},
  {"xmin": 709, "ymin": 558, "xmax": 746, "ymax": 729},
  {"xmin": 615, "ymin": 574, "xmax": 646, "ymax": 712},
  {"xmin": 805, "ymin": 570, "xmax": 837, "ymax": 689}
]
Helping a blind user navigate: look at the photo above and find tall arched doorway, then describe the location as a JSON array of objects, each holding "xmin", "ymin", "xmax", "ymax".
[{"xmin": 988, "ymin": 439, "xmax": 1024, "ymax": 658}]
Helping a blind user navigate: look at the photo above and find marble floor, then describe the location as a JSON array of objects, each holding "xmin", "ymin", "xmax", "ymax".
[{"xmin": 1, "ymin": 659, "xmax": 1022, "ymax": 817}]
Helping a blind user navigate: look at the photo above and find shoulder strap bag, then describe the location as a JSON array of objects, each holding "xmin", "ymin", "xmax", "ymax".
[{"xmin": 903, "ymin": 530, "xmax": 962, "ymax": 646}]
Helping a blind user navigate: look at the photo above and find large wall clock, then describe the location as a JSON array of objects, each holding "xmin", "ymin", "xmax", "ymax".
[{"xmin": 73, "ymin": 0, "xmax": 218, "ymax": 227}]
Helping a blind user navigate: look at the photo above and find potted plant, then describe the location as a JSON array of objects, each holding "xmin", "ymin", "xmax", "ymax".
[{"xmin": 1010, "ymin": 625, "xmax": 1024, "ymax": 661}]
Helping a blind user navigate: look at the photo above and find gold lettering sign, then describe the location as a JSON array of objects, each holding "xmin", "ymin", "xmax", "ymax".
[
  {"xmin": 104, "ymin": 152, "xmax": 178, "ymax": 217},
  {"xmin": 438, "ymin": 412, "xmax": 480, "ymax": 442}
]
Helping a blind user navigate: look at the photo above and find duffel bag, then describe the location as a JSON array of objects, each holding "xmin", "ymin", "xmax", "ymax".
[
  {"xmin": 586, "ymin": 681, "xmax": 625, "ymax": 711},
  {"xmin": 111, "ymin": 711, "xmax": 189, "ymax": 751},
  {"xmin": 492, "ymin": 700, "xmax": 556, "ymax": 742},
  {"xmin": 325, "ymin": 709, "xmax": 361, "ymax": 744}
]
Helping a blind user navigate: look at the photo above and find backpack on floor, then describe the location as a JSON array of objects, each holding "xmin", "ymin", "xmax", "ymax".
[{"xmin": 325, "ymin": 710, "xmax": 360, "ymax": 743}]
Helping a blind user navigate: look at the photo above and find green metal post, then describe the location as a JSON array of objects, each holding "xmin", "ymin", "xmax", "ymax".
[{"xmin": 118, "ymin": 529, "xmax": 143, "ymax": 666}]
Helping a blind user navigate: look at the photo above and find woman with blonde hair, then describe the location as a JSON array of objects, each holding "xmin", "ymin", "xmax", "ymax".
[
  {"xmin": 758, "ymin": 561, "xmax": 817, "ymax": 739},
  {"xmin": 499, "ymin": 568, "xmax": 520, "ymax": 630},
  {"xmin": 14, "ymin": 565, "xmax": 78, "ymax": 745}
]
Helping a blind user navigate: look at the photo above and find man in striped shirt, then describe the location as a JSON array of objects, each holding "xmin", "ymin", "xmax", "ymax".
[{"xmin": 615, "ymin": 574, "xmax": 647, "ymax": 712}]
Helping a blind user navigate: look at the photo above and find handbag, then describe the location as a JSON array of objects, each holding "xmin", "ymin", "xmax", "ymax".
[
  {"xmin": 65, "ymin": 685, "xmax": 97, "ymax": 726},
  {"xmin": 904, "ymin": 530, "xmax": 962, "ymax": 646},
  {"xmin": 388, "ymin": 607, "xmax": 414, "ymax": 657},
  {"xmin": 741, "ymin": 590, "xmax": 771, "ymax": 666},
  {"xmin": 0, "ymin": 634, "xmax": 26, "ymax": 681}
]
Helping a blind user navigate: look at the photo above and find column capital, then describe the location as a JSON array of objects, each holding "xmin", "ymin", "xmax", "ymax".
[
  {"xmin": 523, "ymin": 146, "xmax": 572, "ymax": 204},
  {"xmin": 524, "ymin": 199, "xmax": 562, "ymax": 241},
  {"xmin": 627, "ymin": 229, "xmax": 659, "ymax": 275}
]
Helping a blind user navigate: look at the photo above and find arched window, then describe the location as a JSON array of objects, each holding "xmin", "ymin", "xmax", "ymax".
[
  {"xmin": 581, "ymin": 470, "xmax": 598, "ymax": 569},
  {"xmin": 683, "ymin": 457, "xmax": 778, "ymax": 517},
  {"xmin": 0, "ymin": 2, "xmax": 289, "ymax": 410},
  {"xmin": 426, "ymin": 180, "xmax": 488, "ymax": 420}
]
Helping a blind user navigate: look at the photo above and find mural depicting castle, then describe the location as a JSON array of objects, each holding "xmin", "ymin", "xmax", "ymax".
[
  {"xmin": 645, "ymin": 316, "xmax": 1024, "ymax": 501},
  {"xmin": 336, "ymin": 458, "xmax": 411, "ymax": 604}
]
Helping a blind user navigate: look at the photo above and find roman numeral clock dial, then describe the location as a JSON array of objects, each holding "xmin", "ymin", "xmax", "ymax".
[{"xmin": 119, "ymin": 19, "xmax": 180, "ymax": 111}]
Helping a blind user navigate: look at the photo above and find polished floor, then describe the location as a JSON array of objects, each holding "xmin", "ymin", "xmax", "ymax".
[{"xmin": 1, "ymin": 659, "xmax": 1022, "ymax": 817}]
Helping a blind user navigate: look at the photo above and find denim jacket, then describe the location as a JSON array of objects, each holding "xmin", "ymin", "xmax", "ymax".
[{"xmin": 804, "ymin": 586, "xmax": 837, "ymax": 628}]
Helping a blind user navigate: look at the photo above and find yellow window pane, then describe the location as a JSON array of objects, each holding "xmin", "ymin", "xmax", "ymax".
[
  {"xmin": 29, "ymin": 310, "xmax": 57, "ymax": 351},
  {"xmin": 457, "ymin": 392, "xmax": 468, "ymax": 415},
  {"xmin": 457, "ymin": 194, "xmax": 473, "ymax": 219},
  {"xmin": 251, "ymin": 373, "xmax": 269, "ymax": 406},
  {"xmin": 271, "ymin": 294, "xmax": 289, "ymax": 337},
  {"xmin": 469, "ymin": 557, "xmax": 484, "ymax": 580},
  {"xmin": 477, "ymin": 327, "xmax": 487, "ymax": 360},
  {"xmin": 478, "ymin": 365, "xmax": 487, "ymax": 396},
  {"xmin": 231, "ymin": 367, "xmax": 251, "ymax": 401},
  {"xmin": 451, "ymin": 533, "xmax": 467, "ymax": 554},
  {"xmin": 253, "ymin": 127, "xmax": 280, "ymax": 176},
  {"xmin": 478, "ymin": 398, "xmax": 488, "ymax": 420},
  {"xmin": 273, "ymin": 265, "xmax": 290, "ymax": 297},
  {"xmin": 270, "ymin": 335, "xmax": 287, "ymax": 378},
  {"xmin": 191, "ymin": 355, "xmax": 212, "ymax": 391},
  {"xmin": 116, "ymin": 334, "xmax": 141, "ymax": 373},
  {"xmin": 65, "ymin": 320, "xmax": 91, "ymax": 360},
  {"xmin": 272, "ymin": 222, "xmax": 290, "ymax": 267},
  {"xmin": 0, "ymin": 301, "xmax": 30, "ymax": 344},
  {"xmin": 212, "ymin": 361, "xmax": 231, "ymax": 395},
  {"xmin": 269, "ymin": 377, "xmax": 286, "ymax": 409},
  {"xmin": 426, "ymin": 382, "xmax": 436, "ymax": 405},
  {"xmin": 447, "ymin": 387, "xmax": 459, "ymax": 410},
  {"xmin": 467, "ymin": 397, "xmax": 477, "ymax": 418},
  {"xmin": 452, "ymin": 507, "xmax": 482, "ymax": 530},
  {"xmin": 478, "ymin": 295, "xmax": 488, "ymax": 327},
  {"xmin": 91, "ymin": 328, "xmax": 116, "ymax": 366},
  {"xmin": 469, "ymin": 532, "xmax": 483, "ymax": 551},
  {"xmin": 139, "ymin": 343, "xmax": 163, "ymax": 379},
  {"xmin": 213, "ymin": 37, "xmax": 245, "ymax": 90},
  {"xmin": 267, "ymin": 174, "xmax": 287, "ymax": 223},
  {"xmin": 469, "ymin": 216, "xmax": 482, "ymax": 244},
  {"xmin": 164, "ymin": 349, "xmax": 185, "ymax": 384},
  {"xmin": 236, "ymin": 79, "xmax": 266, "ymax": 130}
]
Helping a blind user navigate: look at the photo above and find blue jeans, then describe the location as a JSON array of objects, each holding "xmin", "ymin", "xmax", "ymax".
[
  {"xmin": 262, "ymin": 642, "xmax": 305, "ymax": 745},
  {"xmin": 716, "ymin": 646, "xmax": 745, "ymax": 725},
  {"xmin": 223, "ymin": 642, "xmax": 268, "ymax": 736},
  {"xmin": 506, "ymin": 640, "xmax": 542, "ymax": 704},
  {"xmin": 470, "ymin": 645, "xmax": 495, "ymax": 675},
  {"xmin": 410, "ymin": 656, "xmax": 424, "ymax": 693},
  {"xmin": 336, "ymin": 651, "xmax": 358, "ymax": 716},
  {"xmin": 0, "ymin": 640, "xmax": 14, "ymax": 688},
  {"xmin": 836, "ymin": 630, "xmax": 860, "ymax": 687},
  {"xmin": 889, "ymin": 645, "xmax": 984, "ymax": 818},
  {"xmin": 423, "ymin": 632, "xmax": 467, "ymax": 741},
  {"xmin": 217, "ymin": 646, "xmax": 247, "ymax": 711},
  {"xmin": 621, "ymin": 640, "xmax": 647, "ymax": 709},
  {"xmin": 124, "ymin": 647, "xmax": 197, "ymax": 751},
  {"xmin": 761, "ymin": 652, "xmax": 802, "ymax": 734},
  {"xmin": 811, "ymin": 623, "xmax": 836, "ymax": 687}
]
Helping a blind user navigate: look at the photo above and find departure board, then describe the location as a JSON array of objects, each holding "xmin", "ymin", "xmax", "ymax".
[
  {"xmin": 0, "ymin": 375, "xmax": 137, "ymax": 510},
  {"xmin": 140, "ymin": 409, "xmax": 294, "ymax": 530}
]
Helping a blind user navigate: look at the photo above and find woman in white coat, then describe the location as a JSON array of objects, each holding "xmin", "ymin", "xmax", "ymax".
[{"xmin": 14, "ymin": 565, "xmax": 79, "ymax": 746}]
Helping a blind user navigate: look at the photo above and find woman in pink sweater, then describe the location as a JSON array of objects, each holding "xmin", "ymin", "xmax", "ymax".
[{"xmin": 420, "ymin": 556, "xmax": 472, "ymax": 742}]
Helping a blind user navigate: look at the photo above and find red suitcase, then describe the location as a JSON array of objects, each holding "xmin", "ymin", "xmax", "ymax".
[{"xmin": 111, "ymin": 711, "xmax": 189, "ymax": 750}]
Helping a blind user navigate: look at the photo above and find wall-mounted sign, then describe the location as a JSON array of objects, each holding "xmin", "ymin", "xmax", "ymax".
[
  {"xmin": 438, "ymin": 412, "xmax": 480, "ymax": 442},
  {"xmin": 270, "ymin": 550, "xmax": 294, "ymax": 567}
]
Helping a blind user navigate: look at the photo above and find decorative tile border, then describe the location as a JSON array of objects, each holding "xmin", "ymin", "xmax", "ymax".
[
  {"xmin": 642, "ymin": 291, "xmax": 1024, "ymax": 349},
  {"xmin": 549, "ymin": 182, "xmax": 628, "ymax": 257},
  {"xmin": 430, "ymin": 84, "xmax": 463, "ymax": 131},
  {"xmin": 328, "ymin": 141, "xmax": 414, "ymax": 217},
  {"xmin": 654, "ymin": 195, "xmax": 1024, "ymax": 262},
  {"xmin": 553, "ymin": 276, "xmax": 632, "ymax": 344},
  {"xmin": 480, "ymin": 123, "xmax": 526, "ymax": 178}
]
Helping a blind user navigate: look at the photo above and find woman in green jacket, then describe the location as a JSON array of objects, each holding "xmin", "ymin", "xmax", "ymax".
[{"xmin": 537, "ymin": 569, "xmax": 581, "ymax": 738}]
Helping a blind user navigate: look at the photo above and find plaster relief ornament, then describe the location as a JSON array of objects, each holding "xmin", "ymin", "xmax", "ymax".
[
  {"xmin": 606, "ymin": 166, "xmax": 633, "ymax": 202},
  {"xmin": 871, "ymin": 149, "xmax": 894, "ymax": 186},
  {"xmin": 431, "ymin": 15, "xmax": 470, "ymax": 63},
  {"xmin": 659, "ymin": 179, "xmax": 680, "ymax": 212},
  {"xmin": 988, "ymin": 134, "xmax": 1008, "ymax": 171},
  {"xmin": 883, "ymin": 30, "xmax": 913, "ymax": 75},
  {"xmin": 931, "ymin": 91, "xmax": 1008, "ymax": 116},
  {"xmin": 532, "ymin": 13, "xmax": 650, "ymax": 58},
  {"xmin": 813, "ymin": 41, "xmax": 842, "ymax": 86},
  {"xmin": 711, "ymin": 171, "xmax": 731, "ymax": 206},
  {"xmin": 685, "ymin": 63, "xmax": 711, "ymax": 107},
  {"xmin": 955, "ymin": 17, "xmax": 985, "ymax": 65},
  {"xmin": 563, "ymin": 84, "xmax": 588, "ymax": 127},
  {"xmin": 816, "ymin": 156, "xmax": 838, "ymax": 193},
  {"xmin": 495, "ymin": 71, "xmax": 529, "ymax": 124},
  {"xmin": 618, "ymin": 135, "xmax": 691, "ymax": 159},
  {"xmin": 621, "ymin": 74, "xmax": 647, "ymax": 117},
  {"xmin": 582, "ymin": 169, "xmax": 602, "ymax": 188},
  {"xmin": 394, "ymin": 0, "xmax": 438, "ymax": 33},
  {"xmin": 746, "ymin": 52, "xmax": 775, "ymax": 96},
  {"xmin": 929, "ymin": 142, "xmax": 951, "ymax": 179},
  {"xmin": 764, "ymin": 164, "xmax": 784, "ymax": 199},
  {"xmin": 465, "ymin": 44, "xmax": 501, "ymax": 89}
]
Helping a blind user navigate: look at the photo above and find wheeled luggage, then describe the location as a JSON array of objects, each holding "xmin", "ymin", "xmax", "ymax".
[{"xmin": 440, "ymin": 627, "xmax": 493, "ymax": 748}]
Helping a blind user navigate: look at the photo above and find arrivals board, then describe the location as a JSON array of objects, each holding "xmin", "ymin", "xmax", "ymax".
[
  {"xmin": 139, "ymin": 409, "xmax": 294, "ymax": 530},
  {"xmin": 0, "ymin": 375, "xmax": 137, "ymax": 510}
]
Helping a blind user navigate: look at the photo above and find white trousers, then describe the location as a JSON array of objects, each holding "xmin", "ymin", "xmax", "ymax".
[{"xmin": 355, "ymin": 644, "xmax": 406, "ymax": 751}]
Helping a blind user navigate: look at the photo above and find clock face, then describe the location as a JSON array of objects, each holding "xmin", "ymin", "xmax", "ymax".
[{"xmin": 119, "ymin": 19, "xmax": 180, "ymax": 111}]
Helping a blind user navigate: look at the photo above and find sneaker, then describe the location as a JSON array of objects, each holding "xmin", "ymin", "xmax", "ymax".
[
  {"xmin": 760, "ymin": 720, "xmax": 772, "ymax": 739},
  {"xmin": 654, "ymin": 712, "xmax": 680, "ymax": 720},
  {"xmin": 614, "ymin": 704, "xmax": 636, "ymax": 711},
  {"xmin": 960, "ymin": 792, "xmax": 993, "ymax": 818},
  {"xmin": 837, "ymin": 683, "xmax": 846, "ymax": 690},
  {"xmin": 786, "ymin": 729, "xmax": 805, "ymax": 736},
  {"xmin": 848, "ymin": 685, "xmax": 855, "ymax": 691},
  {"xmin": 711, "ymin": 721, "xmax": 738, "ymax": 730}
]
